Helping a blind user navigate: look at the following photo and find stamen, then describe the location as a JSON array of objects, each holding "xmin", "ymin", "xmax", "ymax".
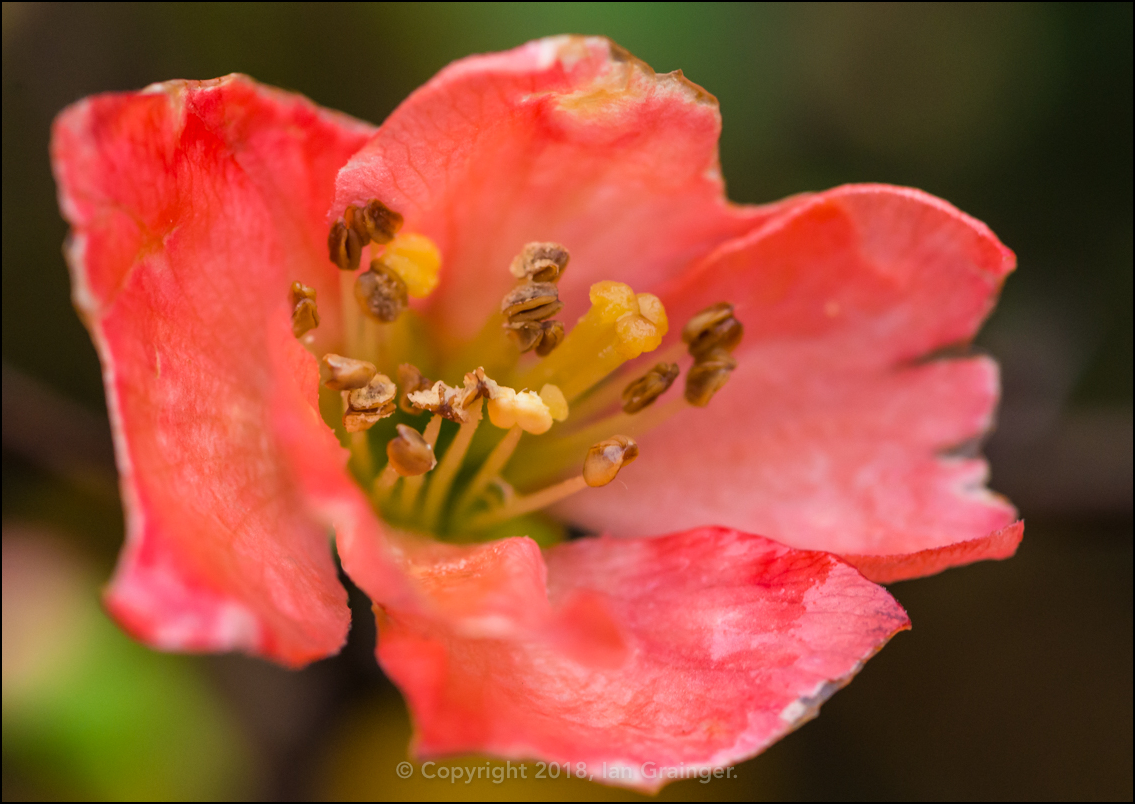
[
  {"xmin": 621, "ymin": 362, "xmax": 680, "ymax": 413},
  {"xmin": 355, "ymin": 260, "xmax": 409, "ymax": 323},
  {"xmin": 421, "ymin": 398, "xmax": 484, "ymax": 529},
  {"xmin": 500, "ymin": 282, "xmax": 563, "ymax": 323},
  {"xmin": 351, "ymin": 199, "xmax": 404, "ymax": 245},
  {"xmin": 398, "ymin": 414, "xmax": 442, "ymax": 515},
  {"xmin": 466, "ymin": 435, "xmax": 638, "ymax": 530},
  {"xmin": 681, "ymin": 302, "xmax": 744, "ymax": 407},
  {"xmin": 681, "ymin": 301, "xmax": 744, "ymax": 359},
  {"xmin": 397, "ymin": 363, "xmax": 432, "ymax": 414},
  {"xmin": 386, "ymin": 423, "xmax": 438, "ymax": 476},
  {"xmin": 684, "ymin": 348, "xmax": 738, "ymax": 407},
  {"xmin": 344, "ymin": 373, "xmax": 397, "ymax": 432},
  {"xmin": 505, "ymin": 319, "xmax": 564, "ymax": 356},
  {"xmin": 509, "ymin": 242, "xmax": 570, "ymax": 283},
  {"xmin": 328, "ymin": 219, "xmax": 362, "ymax": 271},
  {"xmin": 381, "ymin": 234, "xmax": 441, "ymax": 298},
  {"xmin": 290, "ymin": 281, "xmax": 320, "ymax": 338},
  {"xmin": 582, "ymin": 435, "xmax": 639, "ymax": 487},
  {"xmin": 320, "ymin": 354, "xmax": 376, "ymax": 391}
]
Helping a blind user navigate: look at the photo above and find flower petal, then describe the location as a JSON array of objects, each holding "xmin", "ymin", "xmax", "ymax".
[
  {"xmin": 52, "ymin": 75, "xmax": 375, "ymax": 665},
  {"xmin": 558, "ymin": 185, "xmax": 1020, "ymax": 582},
  {"xmin": 332, "ymin": 36, "xmax": 782, "ymax": 342},
  {"xmin": 374, "ymin": 526, "xmax": 909, "ymax": 793}
]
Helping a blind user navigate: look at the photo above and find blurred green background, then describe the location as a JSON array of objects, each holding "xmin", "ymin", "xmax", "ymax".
[{"xmin": 3, "ymin": 3, "xmax": 1131, "ymax": 800}]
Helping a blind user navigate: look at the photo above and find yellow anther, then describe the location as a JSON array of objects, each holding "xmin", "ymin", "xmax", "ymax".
[
  {"xmin": 520, "ymin": 280, "xmax": 669, "ymax": 402},
  {"xmin": 613, "ymin": 311, "xmax": 664, "ymax": 359},
  {"xmin": 381, "ymin": 233, "xmax": 441, "ymax": 299},
  {"xmin": 588, "ymin": 281, "xmax": 639, "ymax": 323},
  {"xmin": 539, "ymin": 384, "xmax": 569, "ymax": 422},
  {"xmin": 635, "ymin": 293, "xmax": 667, "ymax": 330},
  {"xmin": 487, "ymin": 387, "xmax": 554, "ymax": 434}
]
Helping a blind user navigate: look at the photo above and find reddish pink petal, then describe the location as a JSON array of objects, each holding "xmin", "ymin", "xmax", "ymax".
[
  {"xmin": 843, "ymin": 520, "xmax": 1024, "ymax": 584},
  {"xmin": 332, "ymin": 36, "xmax": 786, "ymax": 343},
  {"xmin": 374, "ymin": 526, "xmax": 909, "ymax": 792},
  {"xmin": 52, "ymin": 75, "xmax": 375, "ymax": 665},
  {"xmin": 558, "ymin": 185, "xmax": 1019, "ymax": 582}
]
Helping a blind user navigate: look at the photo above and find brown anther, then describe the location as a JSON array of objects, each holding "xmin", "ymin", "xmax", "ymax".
[
  {"xmin": 359, "ymin": 199, "xmax": 404, "ymax": 245},
  {"xmin": 509, "ymin": 242, "xmax": 571, "ymax": 283},
  {"xmin": 682, "ymin": 302, "xmax": 744, "ymax": 359},
  {"xmin": 621, "ymin": 362, "xmax": 680, "ymax": 414},
  {"xmin": 397, "ymin": 363, "xmax": 433, "ymax": 414},
  {"xmin": 328, "ymin": 219, "xmax": 363, "ymax": 271},
  {"xmin": 535, "ymin": 320, "xmax": 565, "ymax": 356},
  {"xmin": 386, "ymin": 424, "xmax": 437, "ymax": 476},
  {"xmin": 407, "ymin": 381, "xmax": 469, "ymax": 423},
  {"xmin": 684, "ymin": 348, "xmax": 738, "ymax": 407},
  {"xmin": 500, "ymin": 282, "xmax": 562, "ymax": 323},
  {"xmin": 347, "ymin": 373, "xmax": 397, "ymax": 414},
  {"xmin": 355, "ymin": 260, "xmax": 409, "ymax": 322},
  {"xmin": 504, "ymin": 319, "xmax": 565, "ymax": 356},
  {"xmin": 459, "ymin": 367, "xmax": 500, "ymax": 408},
  {"xmin": 289, "ymin": 281, "xmax": 320, "ymax": 338},
  {"xmin": 320, "ymin": 354, "xmax": 376, "ymax": 391},
  {"xmin": 583, "ymin": 435, "xmax": 639, "ymax": 488}
]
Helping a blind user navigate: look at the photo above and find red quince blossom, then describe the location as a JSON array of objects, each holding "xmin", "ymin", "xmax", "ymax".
[{"xmin": 51, "ymin": 36, "xmax": 1018, "ymax": 790}]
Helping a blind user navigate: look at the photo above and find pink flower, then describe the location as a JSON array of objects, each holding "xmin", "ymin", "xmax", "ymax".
[{"xmin": 51, "ymin": 36, "xmax": 1019, "ymax": 790}]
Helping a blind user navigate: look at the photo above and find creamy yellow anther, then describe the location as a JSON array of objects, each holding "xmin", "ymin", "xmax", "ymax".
[
  {"xmin": 539, "ymin": 384, "xmax": 569, "ymax": 421},
  {"xmin": 487, "ymin": 387, "xmax": 554, "ymax": 434},
  {"xmin": 589, "ymin": 280, "xmax": 640, "ymax": 322},
  {"xmin": 381, "ymin": 233, "xmax": 441, "ymax": 298}
]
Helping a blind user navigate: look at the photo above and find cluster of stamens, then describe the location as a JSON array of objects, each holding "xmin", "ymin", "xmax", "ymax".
[
  {"xmin": 288, "ymin": 203, "xmax": 743, "ymax": 539},
  {"xmin": 501, "ymin": 242, "xmax": 569, "ymax": 356}
]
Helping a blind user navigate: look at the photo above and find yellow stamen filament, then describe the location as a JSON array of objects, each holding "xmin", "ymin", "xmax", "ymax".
[
  {"xmin": 455, "ymin": 424, "xmax": 524, "ymax": 515},
  {"xmin": 421, "ymin": 398, "xmax": 484, "ymax": 529},
  {"xmin": 466, "ymin": 474, "xmax": 589, "ymax": 531},
  {"xmin": 466, "ymin": 435, "xmax": 637, "ymax": 531},
  {"xmin": 372, "ymin": 463, "xmax": 399, "ymax": 506},
  {"xmin": 522, "ymin": 282, "xmax": 668, "ymax": 401}
]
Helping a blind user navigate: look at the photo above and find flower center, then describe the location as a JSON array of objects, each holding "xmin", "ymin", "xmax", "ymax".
[{"xmin": 293, "ymin": 199, "xmax": 743, "ymax": 545}]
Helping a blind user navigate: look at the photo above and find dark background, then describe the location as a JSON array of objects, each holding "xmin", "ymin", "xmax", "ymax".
[{"xmin": 3, "ymin": 3, "xmax": 1131, "ymax": 800}]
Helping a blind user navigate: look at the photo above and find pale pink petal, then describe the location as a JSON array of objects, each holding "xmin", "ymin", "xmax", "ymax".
[
  {"xmin": 52, "ymin": 75, "xmax": 375, "ymax": 665},
  {"xmin": 558, "ymin": 185, "xmax": 1019, "ymax": 582},
  {"xmin": 332, "ymin": 36, "xmax": 788, "ymax": 343},
  {"xmin": 374, "ymin": 526, "xmax": 909, "ymax": 793}
]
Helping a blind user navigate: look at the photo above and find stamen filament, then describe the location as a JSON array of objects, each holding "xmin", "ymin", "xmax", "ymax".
[
  {"xmin": 420, "ymin": 399, "xmax": 484, "ymax": 530},
  {"xmin": 454, "ymin": 424, "xmax": 523, "ymax": 515},
  {"xmin": 340, "ymin": 270, "xmax": 364, "ymax": 358},
  {"xmin": 518, "ymin": 395, "xmax": 686, "ymax": 486},
  {"xmin": 398, "ymin": 415, "xmax": 442, "ymax": 515},
  {"xmin": 466, "ymin": 475, "xmax": 588, "ymax": 531},
  {"xmin": 349, "ymin": 431, "xmax": 374, "ymax": 478},
  {"xmin": 372, "ymin": 462, "xmax": 399, "ymax": 506}
]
